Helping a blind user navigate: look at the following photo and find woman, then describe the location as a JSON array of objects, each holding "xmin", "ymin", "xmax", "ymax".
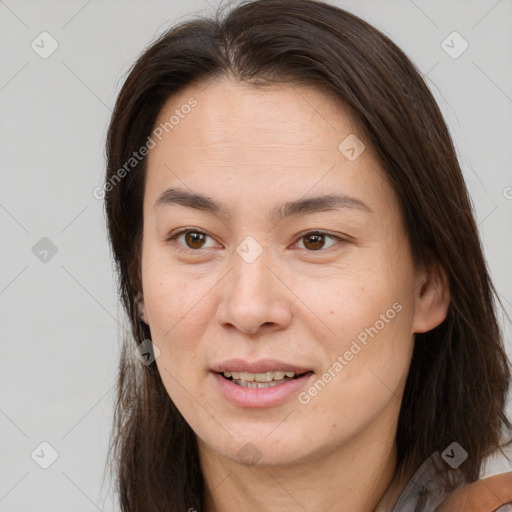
[{"xmin": 102, "ymin": 0, "xmax": 512, "ymax": 510}]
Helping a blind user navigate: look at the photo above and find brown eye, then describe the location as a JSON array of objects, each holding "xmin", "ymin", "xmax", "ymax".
[
  {"xmin": 297, "ymin": 232, "xmax": 341, "ymax": 252},
  {"xmin": 184, "ymin": 231, "xmax": 207, "ymax": 249},
  {"xmin": 166, "ymin": 229, "xmax": 218, "ymax": 252},
  {"xmin": 303, "ymin": 233, "xmax": 326, "ymax": 250}
]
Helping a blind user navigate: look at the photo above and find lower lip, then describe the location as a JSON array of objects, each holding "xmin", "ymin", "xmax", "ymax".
[{"xmin": 212, "ymin": 371, "xmax": 314, "ymax": 408}]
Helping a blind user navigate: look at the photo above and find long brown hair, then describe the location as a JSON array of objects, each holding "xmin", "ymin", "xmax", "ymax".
[{"xmin": 102, "ymin": 0, "xmax": 512, "ymax": 509}]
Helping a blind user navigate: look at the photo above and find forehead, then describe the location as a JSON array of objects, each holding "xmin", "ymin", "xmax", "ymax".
[
  {"xmin": 144, "ymin": 77, "xmax": 397, "ymax": 217},
  {"xmin": 150, "ymin": 78, "xmax": 359, "ymax": 159}
]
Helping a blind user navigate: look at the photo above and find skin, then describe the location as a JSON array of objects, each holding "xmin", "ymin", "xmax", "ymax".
[
  {"xmin": 436, "ymin": 473, "xmax": 512, "ymax": 512},
  {"xmin": 138, "ymin": 77, "xmax": 450, "ymax": 512}
]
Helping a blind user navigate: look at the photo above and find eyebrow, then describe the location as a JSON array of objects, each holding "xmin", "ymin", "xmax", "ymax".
[{"xmin": 153, "ymin": 187, "xmax": 372, "ymax": 221}]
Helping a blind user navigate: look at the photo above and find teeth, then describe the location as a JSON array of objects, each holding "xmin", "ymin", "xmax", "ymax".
[
  {"xmin": 236, "ymin": 380, "xmax": 286, "ymax": 388},
  {"xmin": 222, "ymin": 370, "xmax": 300, "ymax": 382}
]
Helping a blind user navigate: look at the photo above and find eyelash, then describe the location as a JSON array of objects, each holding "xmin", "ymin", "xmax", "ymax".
[{"xmin": 165, "ymin": 229, "xmax": 345, "ymax": 254}]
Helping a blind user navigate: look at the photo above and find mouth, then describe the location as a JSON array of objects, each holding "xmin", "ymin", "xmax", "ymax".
[
  {"xmin": 216, "ymin": 370, "xmax": 314, "ymax": 389},
  {"xmin": 211, "ymin": 362, "xmax": 315, "ymax": 407}
]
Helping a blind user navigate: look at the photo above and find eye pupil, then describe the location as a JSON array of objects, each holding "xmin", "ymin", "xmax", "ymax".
[
  {"xmin": 304, "ymin": 234, "xmax": 325, "ymax": 250},
  {"xmin": 185, "ymin": 232, "xmax": 205, "ymax": 248}
]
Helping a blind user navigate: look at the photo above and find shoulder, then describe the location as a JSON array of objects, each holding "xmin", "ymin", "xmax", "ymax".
[
  {"xmin": 436, "ymin": 448, "xmax": 512, "ymax": 512},
  {"xmin": 436, "ymin": 471, "xmax": 512, "ymax": 512}
]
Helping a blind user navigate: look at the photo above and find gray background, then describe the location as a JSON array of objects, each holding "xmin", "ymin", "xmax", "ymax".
[{"xmin": 1, "ymin": 0, "xmax": 511, "ymax": 510}]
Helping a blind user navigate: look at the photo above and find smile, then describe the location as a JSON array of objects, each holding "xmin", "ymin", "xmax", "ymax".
[
  {"xmin": 213, "ymin": 370, "xmax": 314, "ymax": 407},
  {"xmin": 222, "ymin": 370, "xmax": 307, "ymax": 388}
]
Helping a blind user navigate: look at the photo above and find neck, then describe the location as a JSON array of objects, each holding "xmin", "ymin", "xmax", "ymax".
[{"xmin": 199, "ymin": 406, "xmax": 410, "ymax": 512}]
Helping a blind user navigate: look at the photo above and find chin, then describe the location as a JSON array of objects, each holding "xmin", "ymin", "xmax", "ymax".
[{"xmin": 199, "ymin": 428, "xmax": 323, "ymax": 468}]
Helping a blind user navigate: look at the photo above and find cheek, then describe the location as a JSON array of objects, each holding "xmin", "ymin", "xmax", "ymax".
[
  {"xmin": 141, "ymin": 236, "xmax": 208, "ymax": 321},
  {"xmin": 145, "ymin": 269, "xmax": 207, "ymax": 407},
  {"xmin": 140, "ymin": 247, "xmax": 213, "ymax": 368},
  {"xmin": 313, "ymin": 256, "xmax": 416, "ymax": 381},
  {"xmin": 145, "ymin": 276, "xmax": 210, "ymax": 346},
  {"xmin": 300, "ymin": 293, "xmax": 413, "ymax": 432}
]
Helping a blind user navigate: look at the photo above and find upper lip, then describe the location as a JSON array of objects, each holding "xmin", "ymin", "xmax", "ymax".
[{"xmin": 211, "ymin": 358, "xmax": 313, "ymax": 374}]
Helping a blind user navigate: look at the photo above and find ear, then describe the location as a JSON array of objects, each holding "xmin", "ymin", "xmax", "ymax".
[
  {"xmin": 135, "ymin": 291, "xmax": 149, "ymax": 324},
  {"xmin": 412, "ymin": 257, "xmax": 450, "ymax": 334}
]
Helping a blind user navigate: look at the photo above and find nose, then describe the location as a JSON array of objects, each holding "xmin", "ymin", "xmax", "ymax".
[{"xmin": 216, "ymin": 247, "xmax": 292, "ymax": 336}]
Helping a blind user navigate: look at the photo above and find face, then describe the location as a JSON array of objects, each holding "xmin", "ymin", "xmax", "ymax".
[{"xmin": 139, "ymin": 77, "xmax": 445, "ymax": 468}]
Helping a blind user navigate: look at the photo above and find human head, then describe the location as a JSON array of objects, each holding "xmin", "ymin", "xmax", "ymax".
[{"xmin": 104, "ymin": 1, "xmax": 511, "ymax": 509}]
